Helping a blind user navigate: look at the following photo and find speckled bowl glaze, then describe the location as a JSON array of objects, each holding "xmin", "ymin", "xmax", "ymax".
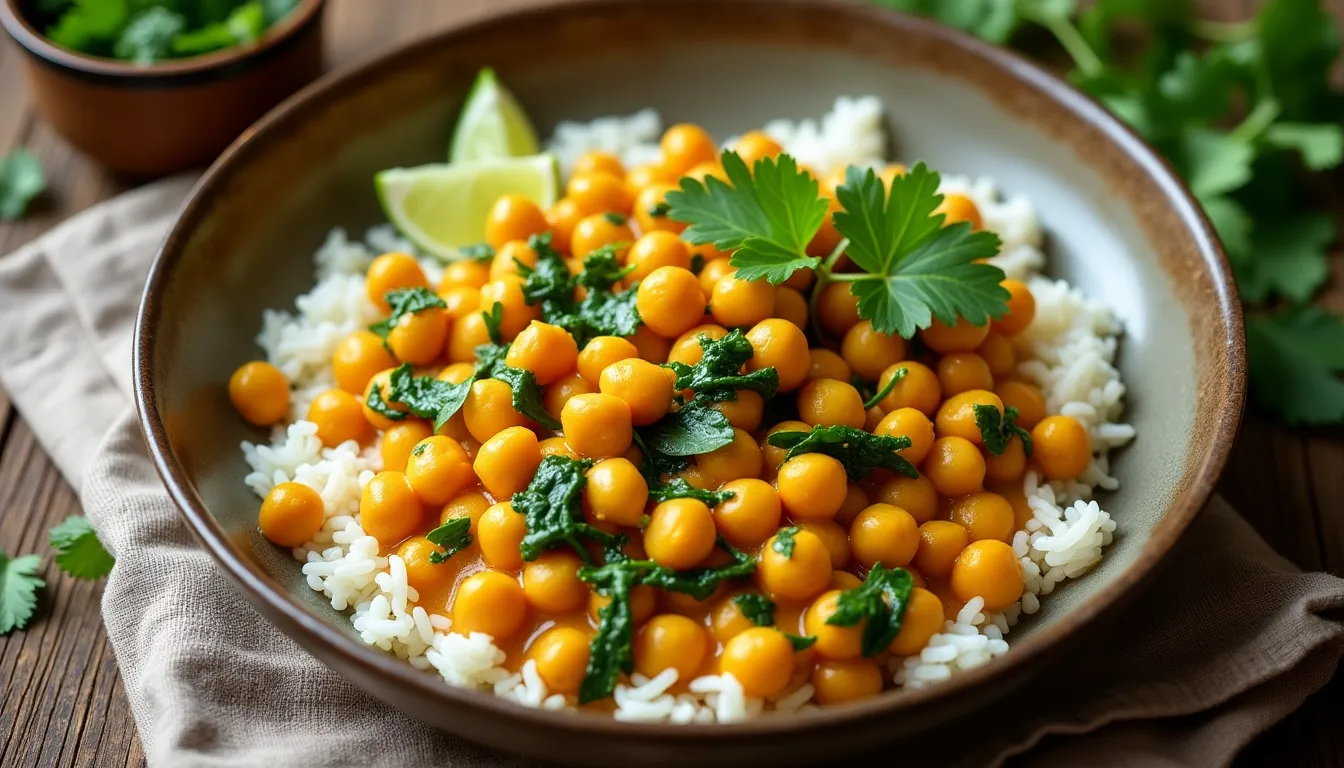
[{"xmin": 134, "ymin": 1, "xmax": 1244, "ymax": 764}]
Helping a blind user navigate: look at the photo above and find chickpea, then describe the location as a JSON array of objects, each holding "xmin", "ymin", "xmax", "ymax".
[
  {"xmin": 745, "ymin": 319, "xmax": 810, "ymax": 392},
  {"xmin": 1031, "ymin": 415, "xmax": 1092, "ymax": 480},
  {"xmin": 599, "ymin": 358, "xmax": 674, "ymax": 426},
  {"xmin": 841, "ymin": 321, "xmax": 907, "ymax": 383},
  {"xmin": 358, "ymin": 369, "xmax": 406, "ymax": 431},
  {"xmin": 644, "ymin": 498, "xmax": 717, "ymax": 570},
  {"xmin": 773, "ymin": 287, "xmax": 809, "ymax": 329},
  {"xmin": 935, "ymin": 390, "xmax": 1005, "ymax": 446},
  {"xmin": 995, "ymin": 380, "xmax": 1047, "ymax": 430},
  {"xmin": 630, "ymin": 325, "xmax": 674, "ymax": 364},
  {"xmin": 635, "ymin": 266, "xmax": 707, "ymax": 338},
  {"xmin": 889, "ymin": 587, "xmax": 944, "ymax": 656},
  {"xmin": 798, "ymin": 520, "xmax": 850, "ymax": 569},
  {"xmin": 527, "ymin": 626, "xmax": 591, "ymax": 696},
  {"xmin": 396, "ymin": 536, "xmax": 459, "ymax": 594},
  {"xmin": 258, "ymin": 481, "xmax": 324, "ymax": 547},
  {"xmin": 387, "ymin": 308, "xmax": 449, "ymax": 367},
  {"xmin": 711, "ymin": 275, "xmax": 776, "ymax": 328},
  {"xmin": 873, "ymin": 408, "xmax": 935, "ymax": 466},
  {"xmin": 951, "ymin": 540, "xmax": 1024, "ymax": 612},
  {"xmin": 626, "ymin": 161, "xmax": 675, "ymax": 191},
  {"xmin": 308, "ymin": 389, "xmax": 373, "ymax": 447},
  {"xmin": 816, "ymin": 282, "xmax": 861, "ymax": 336},
  {"xmin": 544, "ymin": 372, "xmax": 594, "ymax": 423},
  {"xmin": 709, "ymin": 390, "xmax": 765, "ymax": 432},
  {"xmin": 712, "ymin": 478, "xmax": 782, "ymax": 548},
  {"xmin": 633, "ymin": 183, "xmax": 685, "ymax": 236},
  {"xmin": 625, "ymin": 231, "xmax": 691, "ymax": 284},
  {"xmin": 776, "ymin": 454, "xmax": 848, "ymax": 521},
  {"xmin": 454, "ymin": 570, "xmax": 528, "ymax": 639},
  {"xmin": 871, "ymin": 362, "xmax": 935, "ymax": 417},
  {"xmin": 758, "ymin": 528, "xmax": 833, "ymax": 601},
  {"xmin": 462, "ymin": 378, "xmax": 531, "ymax": 443},
  {"xmin": 634, "ymin": 614, "xmax": 709, "ymax": 681},
  {"xmin": 360, "ymin": 471, "xmax": 424, "ymax": 546},
  {"xmin": 976, "ymin": 332, "xmax": 1016, "ymax": 378},
  {"xmin": 522, "ymin": 551, "xmax": 588, "ymax": 614},
  {"xmin": 782, "ymin": 267, "xmax": 815, "ymax": 291},
  {"xmin": 697, "ymin": 258, "xmax": 736, "ymax": 295},
  {"xmin": 571, "ymin": 212, "xmax": 634, "ymax": 261},
  {"xmin": 849, "ymin": 503, "xmax": 919, "ymax": 569},
  {"xmin": 542, "ymin": 198, "xmax": 583, "ymax": 254},
  {"xmin": 985, "ymin": 436, "xmax": 1028, "ymax": 484},
  {"xmin": 874, "ymin": 474, "xmax": 938, "ymax": 524},
  {"xmin": 440, "ymin": 488, "xmax": 492, "ymax": 530},
  {"xmin": 808, "ymin": 197, "xmax": 843, "ymax": 257},
  {"xmin": 808, "ymin": 348, "xmax": 852, "ymax": 382},
  {"xmin": 506, "ymin": 321, "xmax": 579, "ymax": 385},
  {"xmin": 761, "ymin": 420, "xmax": 810, "ymax": 478},
  {"xmin": 366, "ymin": 252, "xmax": 428, "ymax": 311},
  {"xmin": 923, "ymin": 436, "xmax": 986, "ymax": 497},
  {"xmin": 710, "ymin": 595, "xmax": 758, "ymax": 644},
  {"xmin": 567, "ymin": 171, "xmax": 633, "ymax": 216},
  {"xmin": 446, "ymin": 310, "xmax": 493, "ymax": 363},
  {"xmin": 229, "ymin": 361, "xmax": 291, "ymax": 426},
  {"xmin": 865, "ymin": 405, "xmax": 885, "ymax": 433},
  {"xmin": 914, "ymin": 520, "xmax": 970, "ymax": 578},
  {"xmin": 719, "ymin": 627, "xmax": 796, "ymax": 698},
  {"xmin": 835, "ymin": 483, "xmax": 869, "ymax": 528},
  {"xmin": 539, "ymin": 435, "xmax": 579, "ymax": 460},
  {"xmin": 478, "ymin": 502, "xmax": 527, "ymax": 571},
  {"xmin": 696, "ymin": 428, "xmax": 763, "ymax": 486},
  {"xmin": 379, "ymin": 421, "xmax": 433, "ymax": 473},
  {"xmin": 406, "ymin": 435, "xmax": 476, "ymax": 506},
  {"xmin": 937, "ymin": 353, "xmax": 994, "ymax": 397},
  {"xmin": 331, "ymin": 332, "xmax": 396, "ymax": 394},
  {"xmin": 590, "ymin": 579, "xmax": 658, "ymax": 625},
  {"xmin": 577, "ymin": 335, "xmax": 640, "ymax": 386},
  {"xmin": 489, "ymin": 240, "xmax": 538, "ymax": 280},
  {"xmin": 920, "ymin": 316, "xmax": 990, "ymax": 354},
  {"xmin": 577, "ymin": 459, "xmax": 646, "ymax": 528},
  {"xmin": 667, "ymin": 324, "xmax": 728, "ymax": 367},
  {"xmin": 951, "ymin": 491, "xmax": 1016, "ymax": 543},
  {"xmin": 561, "ymin": 393, "xmax": 633, "ymax": 459},
  {"xmin": 797, "ymin": 378, "xmax": 866, "ymax": 429},
  {"xmin": 473, "ymin": 426, "xmax": 542, "ymax": 500},
  {"xmin": 992, "ymin": 279, "xmax": 1036, "ymax": 337},
  {"xmin": 573, "ymin": 149, "xmax": 625, "ymax": 179},
  {"xmin": 934, "ymin": 193, "xmax": 983, "ymax": 230},
  {"xmin": 803, "ymin": 589, "xmax": 864, "ymax": 660},
  {"xmin": 485, "ymin": 194, "xmax": 548, "ymax": 249},
  {"xmin": 812, "ymin": 658, "xmax": 884, "ymax": 705},
  {"xmin": 734, "ymin": 130, "xmax": 783, "ymax": 166},
  {"xmin": 479, "ymin": 276, "xmax": 542, "ymax": 340},
  {"xmin": 661, "ymin": 124, "xmax": 717, "ymax": 176},
  {"xmin": 441, "ymin": 259, "xmax": 490, "ymax": 291}
]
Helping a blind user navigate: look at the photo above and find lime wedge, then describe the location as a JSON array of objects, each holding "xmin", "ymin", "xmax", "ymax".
[
  {"xmin": 449, "ymin": 67, "xmax": 540, "ymax": 162},
  {"xmin": 375, "ymin": 154, "xmax": 559, "ymax": 261}
]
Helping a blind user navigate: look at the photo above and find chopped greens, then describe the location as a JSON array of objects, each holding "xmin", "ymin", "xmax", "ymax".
[
  {"xmin": 0, "ymin": 552, "xmax": 43, "ymax": 636},
  {"xmin": 369, "ymin": 287, "xmax": 447, "ymax": 341},
  {"xmin": 863, "ymin": 367, "xmax": 906, "ymax": 410},
  {"xmin": 786, "ymin": 633, "xmax": 818, "ymax": 651},
  {"xmin": 825, "ymin": 564, "xmax": 915, "ymax": 657},
  {"xmin": 732, "ymin": 593, "xmax": 776, "ymax": 626},
  {"xmin": 491, "ymin": 365, "xmax": 560, "ymax": 430},
  {"xmin": 648, "ymin": 477, "xmax": 734, "ymax": 507},
  {"xmin": 974, "ymin": 404, "xmax": 1033, "ymax": 457},
  {"xmin": 512, "ymin": 456, "xmax": 619, "ymax": 562},
  {"xmin": 48, "ymin": 516, "xmax": 114, "ymax": 580},
  {"xmin": 41, "ymin": 0, "xmax": 300, "ymax": 64},
  {"xmin": 772, "ymin": 526, "xmax": 799, "ymax": 558},
  {"xmin": 425, "ymin": 518, "xmax": 472, "ymax": 564},
  {"xmin": 365, "ymin": 384, "xmax": 407, "ymax": 423},
  {"xmin": 766, "ymin": 425, "xmax": 918, "ymax": 480},
  {"xmin": 518, "ymin": 237, "xmax": 642, "ymax": 343},
  {"xmin": 458, "ymin": 242, "xmax": 495, "ymax": 262},
  {"xmin": 662, "ymin": 330, "xmax": 780, "ymax": 401},
  {"xmin": 629, "ymin": 431, "xmax": 734, "ymax": 505},
  {"xmin": 639, "ymin": 400, "xmax": 735, "ymax": 457}
]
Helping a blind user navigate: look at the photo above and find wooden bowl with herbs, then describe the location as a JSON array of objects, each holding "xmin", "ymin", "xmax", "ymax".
[{"xmin": 0, "ymin": 0, "xmax": 325, "ymax": 176}]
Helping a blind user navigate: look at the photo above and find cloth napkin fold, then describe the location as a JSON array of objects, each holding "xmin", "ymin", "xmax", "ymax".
[{"xmin": 1, "ymin": 178, "xmax": 1341, "ymax": 768}]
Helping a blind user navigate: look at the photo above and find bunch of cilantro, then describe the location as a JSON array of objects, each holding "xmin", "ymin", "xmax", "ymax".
[
  {"xmin": 29, "ymin": 0, "xmax": 301, "ymax": 65},
  {"xmin": 873, "ymin": 0, "xmax": 1344, "ymax": 424}
]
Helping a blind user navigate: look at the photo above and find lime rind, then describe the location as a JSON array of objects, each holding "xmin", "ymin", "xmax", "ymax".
[{"xmin": 449, "ymin": 67, "xmax": 541, "ymax": 162}]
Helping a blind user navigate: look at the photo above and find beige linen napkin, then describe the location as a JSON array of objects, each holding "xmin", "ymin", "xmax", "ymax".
[{"xmin": 1, "ymin": 178, "xmax": 1342, "ymax": 767}]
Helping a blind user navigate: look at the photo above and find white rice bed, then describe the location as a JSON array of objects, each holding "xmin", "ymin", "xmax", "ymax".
[{"xmin": 239, "ymin": 97, "xmax": 1134, "ymax": 720}]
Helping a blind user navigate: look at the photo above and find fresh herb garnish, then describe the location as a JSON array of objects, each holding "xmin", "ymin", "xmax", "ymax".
[
  {"xmin": 648, "ymin": 477, "xmax": 734, "ymax": 506},
  {"xmin": 377, "ymin": 363, "xmax": 470, "ymax": 431},
  {"xmin": 513, "ymin": 456, "xmax": 620, "ymax": 562},
  {"xmin": 601, "ymin": 212, "xmax": 628, "ymax": 226},
  {"xmin": 766, "ymin": 425, "xmax": 918, "ymax": 480},
  {"xmin": 518, "ymin": 237, "xmax": 641, "ymax": 343},
  {"xmin": 733, "ymin": 593, "xmax": 776, "ymax": 626},
  {"xmin": 785, "ymin": 633, "xmax": 818, "ymax": 651},
  {"xmin": 974, "ymin": 404, "xmax": 1033, "ymax": 457},
  {"xmin": 647, "ymin": 201, "xmax": 671, "ymax": 218},
  {"xmin": 369, "ymin": 287, "xmax": 447, "ymax": 341},
  {"xmin": 458, "ymin": 242, "xmax": 495, "ymax": 262},
  {"xmin": 44, "ymin": 0, "xmax": 296, "ymax": 64},
  {"xmin": 48, "ymin": 516, "xmax": 114, "ymax": 580},
  {"xmin": 772, "ymin": 526, "xmax": 799, "ymax": 558},
  {"xmin": 662, "ymin": 330, "xmax": 780, "ymax": 401},
  {"xmin": 825, "ymin": 563, "xmax": 915, "ymax": 657},
  {"xmin": 630, "ymin": 431, "xmax": 736, "ymax": 506},
  {"xmin": 365, "ymin": 383, "xmax": 407, "ymax": 423},
  {"xmin": 491, "ymin": 365, "xmax": 561, "ymax": 430},
  {"xmin": 0, "ymin": 552, "xmax": 43, "ymax": 635},
  {"xmin": 639, "ymin": 400, "xmax": 735, "ymax": 457},
  {"xmin": 0, "ymin": 149, "xmax": 45, "ymax": 221},
  {"xmin": 1246, "ymin": 306, "xmax": 1344, "ymax": 425},
  {"xmin": 425, "ymin": 517, "xmax": 472, "ymax": 564},
  {"xmin": 863, "ymin": 367, "xmax": 906, "ymax": 410}
]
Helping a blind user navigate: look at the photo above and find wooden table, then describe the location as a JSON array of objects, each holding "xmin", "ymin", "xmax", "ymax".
[{"xmin": 1, "ymin": 0, "xmax": 1340, "ymax": 765}]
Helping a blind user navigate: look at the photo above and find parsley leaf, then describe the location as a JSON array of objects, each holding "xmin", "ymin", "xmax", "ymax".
[
  {"xmin": 766, "ymin": 425, "xmax": 917, "ymax": 480},
  {"xmin": 365, "ymin": 384, "xmax": 407, "ymax": 423},
  {"xmin": 732, "ymin": 593, "xmax": 776, "ymax": 626},
  {"xmin": 640, "ymin": 400, "xmax": 735, "ymax": 457},
  {"xmin": 48, "ymin": 516, "xmax": 114, "ymax": 580},
  {"xmin": 667, "ymin": 151, "xmax": 827, "ymax": 285},
  {"xmin": 825, "ymin": 564, "xmax": 915, "ymax": 657},
  {"xmin": 513, "ymin": 456, "xmax": 620, "ymax": 562},
  {"xmin": 425, "ymin": 518, "xmax": 472, "ymax": 564},
  {"xmin": 1263, "ymin": 123, "xmax": 1344, "ymax": 171},
  {"xmin": 0, "ymin": 553, "xmax": 43, "ymax": 635},
  {"xmin": 1236, "ymin": 212, "xmax": 1335, "ymax": 304},
  {"xmin": 974, "ymin": 404, "xmax": 1033, "ymax": 457},
  {"xmin": 369, "ymin": 287, "xmax": 447, "ymax": 341},
  {"xmin": 0, "ymin": 149, "xmax": 45, "ymax": 221},
  {"xmin": 1172, "ymin": 129, "xmax": 1255, "ymax": 199},
  {"xmin": 833, "ymin": 163, "xmax": 1008, "ymax": 337},
  {"xmin": 113, "ymin": 7, "xmax": 185, "ymax": 64},
  {"xmin": 662, "ymin": 330, "xmax": 780, "ymax": 401},
  {"xmin": 1246, "ymin": 307, "xmax": 1344, "ymax": 426},
  {"xmin": 772, "ymin": 526, "xmax": 799, "ymax": 558}
]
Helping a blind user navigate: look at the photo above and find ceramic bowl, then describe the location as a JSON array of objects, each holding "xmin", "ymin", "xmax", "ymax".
[
  {"xmin": 134, "ymin": 0, "xmax": 1244, "ymax": 764},
  {"xmin": 0, "ymin": 0, "xmax": 325, "ymax": 176}
]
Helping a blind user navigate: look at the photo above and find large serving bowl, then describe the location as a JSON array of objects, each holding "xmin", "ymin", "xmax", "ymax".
[{"xmin": 133, "ymin": 0, "xmax": 1244, "ymax": 764}]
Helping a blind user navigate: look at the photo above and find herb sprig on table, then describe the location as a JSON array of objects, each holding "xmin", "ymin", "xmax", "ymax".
[
  {"xmin": 874, "ymin": 0, "xmax": 1344, "ymax": 425},
  {"xmin": 1, "ymin": 515, "xmax": 115, "ymax": 636}
]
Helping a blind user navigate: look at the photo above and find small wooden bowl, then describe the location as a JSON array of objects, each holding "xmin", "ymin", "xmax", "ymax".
[{"xmin": 0, "ymin": 0, "xmax": 325, "ymax": 176}]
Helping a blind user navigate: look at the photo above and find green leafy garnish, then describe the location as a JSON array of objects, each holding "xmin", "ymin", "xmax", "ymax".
[
  {"xmin": 0, "ymin": 149, "xmax": 45, "ymax": 221},
  {"xmin": 732, "ymin": 593, "xmax": 776, "ymax": 626},
  {"xmin": 647, "ymin": 201, "xmax": 671, "ymax": 218},
  {"xmin": 601, "ymin": 212, "xmax": 627, "ymax": 226},
  {"xmin": 629, "ymin": 431, "xmax": 734, "ymax": 505},
  {"xmin": 425, "ymin": 518, "xmax": 472, "ymax": 564},
  {"xmin": 785, "ymin": 633, "xmax": 818, "ymax": 651},
  {"xmin": 458, "ymin": 242, "xmax": 495, "ymax": 262},
  {"xmin": 662, "ymin": 330, "xmax": 780, "ymax": 401},
  {"xmin": 48, "ymin": 516, "xmax": 113, "ymax": 580},
  {"xmin": 113, "ymin": 6, "xmax": 184, "ymax": 64},
  {"xmin": 45, "ymin": 0, "xmax": 296, "ymax": 63},
  {"xmin": 365, "ymin": 384, "xmax": 407, "ymax": 423},
  {"xmin": 863, "ymin": 367, "xmax": 906, "ymax": 410},
  {"xmin": 974, "ymin": 404, "xmax": 1033, "ymax": 457},
  {"xmin": 491, "ymin": 365, "xmax": 560, "ymax": 430},
  {"xmin": 648, "ymin": 478, "xmax": 734, "ymax": 506},
  {"xmin": 518, "ymin": 238, "xmax": 642, "ymax": 343},
  {"xmin": 766, "ymin": 425, "xmax": 917, "ymax": 480},
  {"xmin": 513, "ymin": 456, "xmax": 620, "ymax": 562},
  {"xmin": 0, "ymin": 552, "xmax": 43, "ymax": 635},
  {"xmin": 1246, "ymin": 307, "xmax": 1344, "ymax": 426},
  {"xmin": 772, "ymin": 526, "xmax": 799, "ymax": 558},
  {"xmin": 639, "ymin": 400, "xmax": 735, "ymax": 457},
  {"xmin": 825, "ymin": 564, "xmax": 915, "ymax": 657},
  {"xmin": 164, "ymin": 1, "xmax": 267, "ymax": 57},
  {"xmin": 369, "ymin": 287, "xmax": 447, "ymax": 340}
]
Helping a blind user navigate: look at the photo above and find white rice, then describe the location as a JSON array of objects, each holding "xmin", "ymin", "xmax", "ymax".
[{"xmin": 239, "ymin": 96, "xmax": 1134, "ymax": 719}]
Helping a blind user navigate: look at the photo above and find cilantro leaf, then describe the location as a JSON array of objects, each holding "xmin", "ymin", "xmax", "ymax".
[
  {"xmin": 833, "ymin": 163, "xmax": 1007, "ymax": 337},
  {"xmin": 1263, "ymin": 123, "xmax": 1344, "ymax": 171},
  {"xmin": 662, "ymin": 330, "xmax": 780, "ymax": 401},
  {"xmin": 974, "ymin": 404, "xmax": 1033, "ymax": 457},
  {"xmin": 365, "ymin": 384, "xmax": 407, "ymax": 423},
  {"xmin": 48, "ymin": 516, "xmax": 114, "ymax": 580},
  {"xmin": 667, "ymin": 151, "xmax": 826, "ymax": 285},
  {"xmin": 1236, "ymin": 212, "xmax": 1335, "ymax": 304},
  {"xmin": 772, "ymin": 526, "xmax": 799, "ymax": 558},
  {"xmin": 172, "ymin": 1, "xmax": 266, "ymax": 56},
  {"xmin": 871, "ymin": 0, "xmax": 1023, "ymax": 44},
  {"xmin": 0, "ymin": 552, "xmax": 43, "ymax": 635},
  {"xmin": 513, "ymin": 456, "xmax": 619, "ymax": 562},
  {"xmin": 0, "ymin": 149, "xmax": 46, "ymax": 221},
  {"xmin": 1200, "ymin": 195, "xmax": 1254, "ymax": 265},
  {"xmin": 766, "ymin": 425, "xmax": 917, "ymax": 480},
  {"xmin": 640, "ymin": 400, "xmax": 735, "ymax": 457},
  {"xmin": 825, "ymin": 564, "xmax": 915, "ymax": 657},
  {"xmin": 1256, "ymin": 0, "xmax": 1341, "ymax": 122},
  {"xmin": 1173, "ymin": 129, "xmax": 1255, "ymax": 199},
  {"xmin": 369, "ymin": 287, "xmax": 447, "ymax": 340},
  {"xmin": 113, "ymin": 7, "xmax": 185, "ymax": 64},
  {"xmin": 732, "ymin": 593, "xmax": 776, "ymax": 626},
  {"xmin": 425, "ymin": 517, "xmax": 472, "ymax": 564},
  {"xmin": 1246, "ymin": 307, "xmax": 1344, "ymax": 425},
  {"xmin": 491, "ymin": 366, "xmax": 561, "ymax": 430},
  {"xmin": 786, "ymin": 633, "xmax": 818, "ymax": 651},
  {"xmin": 519, "ymin": 238, "xmax": 641, "ymax": 343},
  {"xmin": 46, "ymin": 0, "xmax": 127, "ymax": 55}
]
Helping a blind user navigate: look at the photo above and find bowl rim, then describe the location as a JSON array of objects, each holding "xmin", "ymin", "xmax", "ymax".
[
  {"xmin": 0, "ymin": 0, "xmax": 325, "ymax": 79},
  {"xmin": 134, "ymin": 0, "xmax": 1245, "ymax": 741}
]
